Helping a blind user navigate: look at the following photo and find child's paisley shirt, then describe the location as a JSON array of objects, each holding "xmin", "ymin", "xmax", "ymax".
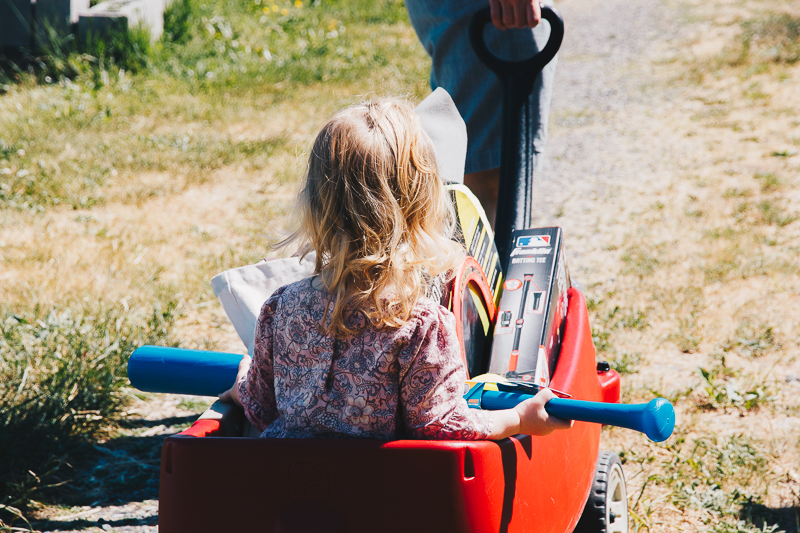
[{"xmin": 238, "ymin": 277, "xmax": 494, "ymax": 440}]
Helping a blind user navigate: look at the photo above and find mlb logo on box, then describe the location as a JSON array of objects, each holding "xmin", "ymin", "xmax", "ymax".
[{"xmin": 516, "ymin": 235, "xmax": 551, "ymax": 247}]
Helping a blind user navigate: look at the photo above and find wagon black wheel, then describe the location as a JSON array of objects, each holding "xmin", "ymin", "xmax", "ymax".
[{"xmin": 574, "ymin": 451, "xmax": 628, "ymax": 533}]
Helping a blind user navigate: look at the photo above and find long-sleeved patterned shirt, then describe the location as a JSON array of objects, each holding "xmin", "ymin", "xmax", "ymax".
[{"xmin": 238, "ymin": 277, "xmax": 494, "ymax": 440}]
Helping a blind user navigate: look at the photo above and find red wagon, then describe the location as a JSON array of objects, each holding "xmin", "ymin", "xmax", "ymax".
[
  {"xmin": 125, "ymin": 6, "xmax": 675, "ymax": 531},
  {"xmin": 156, "ymin": 288, "xmax": 624, "ymax": 533}
]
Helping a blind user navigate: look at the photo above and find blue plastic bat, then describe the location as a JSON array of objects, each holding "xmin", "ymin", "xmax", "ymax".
[
  {"xmin": 464, "ymin": 381, "xmax": 675, "ymax": 442},
  {"xmin": 128, "ymin": 346, "xmax": 675, "ymax": 442}
]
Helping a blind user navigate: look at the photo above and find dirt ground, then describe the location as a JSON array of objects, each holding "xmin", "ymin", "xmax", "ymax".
[{"xmin": 27, "ymin": 0, "xmax": 800, "ymax": 530}]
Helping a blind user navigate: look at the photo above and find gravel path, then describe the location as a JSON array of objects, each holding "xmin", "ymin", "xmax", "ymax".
[
  {"xmin": 31, "ymin": 397, "xmax": 206, "ymax": 533},
  {"xmin": 34, "ymin": 1, "xmax": 685, "ymax": 530},
  {"xmin": 536, "ymin": 0, "xmax": 686, "ymax": 285}
]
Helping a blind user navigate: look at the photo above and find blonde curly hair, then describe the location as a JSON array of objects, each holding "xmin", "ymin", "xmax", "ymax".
[{"xmin": 285, "ymin": 98, "xmax": 465, "ymax": 337}]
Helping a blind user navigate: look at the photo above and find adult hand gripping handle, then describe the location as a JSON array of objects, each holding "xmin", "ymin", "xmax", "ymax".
[
  {"xmin": 468, "ymin": 5, "xmax": 564, "ymax": 82},
  {"xmin": 468, "ymin": 5, "xmax": 565, "ymax": 271}
]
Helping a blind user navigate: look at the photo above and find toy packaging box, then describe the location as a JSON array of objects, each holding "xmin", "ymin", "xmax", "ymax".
[
  {"xmin": 449, "ymin": 184, "xmax": 503, "ymax": 305},
  {"xmin": 488, "ymin": 227, "xmax": 571, "ymax": 385}
]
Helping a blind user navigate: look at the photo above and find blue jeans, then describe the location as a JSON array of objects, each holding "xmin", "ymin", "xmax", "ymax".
[{"xmin": 406, "ymin": 0, "xmax": 557, "ymax": 174}]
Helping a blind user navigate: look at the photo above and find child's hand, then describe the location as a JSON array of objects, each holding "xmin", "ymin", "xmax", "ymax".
[
  {"xmin": 514, "ymin": 388, "xmax": 573, "ymax": 436},
  {"xmin": 488, "ymin": 387, "xmax": 573, "ymax": 439},
  {"xmin": 218, "ymin": 355, "xmax": 252, "ymax": 408}
]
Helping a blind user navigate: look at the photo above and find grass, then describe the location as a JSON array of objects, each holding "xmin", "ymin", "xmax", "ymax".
[
  {"xmin": 670, "ymin": 312, "xmax": 703, "ymax": 354},
  {"xmin": 722, "ymin": 320, "xmax": 778, "ymax": 359},
  {"xmin": 0, "ymin": 299, "xmax": 178, "ymax": 527},
  {"xmin": 735, "ymin": 14, "xmax": 800, "ymax": 66},
  {"xmin": 754, "ymin": 173, "xmax": 783, "ymax": 192},
  {"xmin": 697, "ymin": 364, "xmax": 774, "ymax": 412},
  {"xmin": 1, "ymin": 0, "xmax": 429, "ymax": 527},
  {"xmin": 620, "ymin": 244, "xmax": 663, "ymax": 277},
  {"xmin": 608, "ymin": 352, "xmax": 642, "ymax": 375},
  {"xmin": 0, "ymin": 0, "xmax": 431, "ymax": 317},
  {"xmin": 1, "ymin": 0, "xmax": 799, "ymax": 530},
  {"xmin": 664, "ymin": 435, "xmax": 773, "ymax": 517},
  {"xmin": 584, "ymin": 1, "xmax": 800, "ymax": 531},
  {"xmin": 0, "ymin": 0, "xmax": 423, "ymax": 211},
  {"xmin": 617, "ymin": 431, "xmax": 790, "ymax": 532}
]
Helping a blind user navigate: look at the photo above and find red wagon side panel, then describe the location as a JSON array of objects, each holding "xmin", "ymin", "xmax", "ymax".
[{"xmin": 158, "ymin": 289, "xmax": 605, "ymax": 533}]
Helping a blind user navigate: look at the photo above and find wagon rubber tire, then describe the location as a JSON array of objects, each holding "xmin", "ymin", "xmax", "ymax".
[{"xmin": 573, "ymin": 451, "xmax": 628, "ymax": 533}]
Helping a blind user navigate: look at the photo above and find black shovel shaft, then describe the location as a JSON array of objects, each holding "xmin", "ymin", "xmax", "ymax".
[{"xmin": 469, "ymin": 6, "xmax": 564, "ymax": 271}]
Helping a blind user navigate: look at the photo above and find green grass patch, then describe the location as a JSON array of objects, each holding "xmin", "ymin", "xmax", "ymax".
[
  {"xmin": 587, "ymin": 292, "xmax": 649, "ymax": 359},
  {"xmin": 1, "ymin": 0, "xmax": 428, "ymax": 211},
  {"xmin": 737, "ymin": 14, "xmax": 800, "ymax": 66},
  {"xmin": 670, "ymin": 312, "xmax": 703, "ymax": 353},
  {"xmin": 621, "ymin": 245, "xmax": 662, "ymax": 277},
  {"xmin": 620, "ymin": 433, "xmax": 788, "ymax": 532},
  {"xmin": 620, "ymin": 433, "xmax": 784, "ymax": 532},
  {"xmin": 722, "ymin": 319, "xmax": 778, "ymax": 358},
  {"xmin": 703, "ymin": 225, "xmax": 741, "ymax": 241},
  {"xmin": 723, "ymin": 188, "xmax": 753, "ymax": 199},
  {"xmin": 177, "ymin": 398, "xmax": 214, "ymax": 412},
  {"xmin": 660, "ymin": 435, "xmax": 782, "ymax": 531},
  {"xmin": 0, "ymin": 299, "xmax": 178, "ymax": 526},
  {"xmin": 697, "ymin": 364, "xmax": 774, "ymax": 411},
  {"xmin": 757, "ymin": 201, "xmax": 798, "ymax": 227},
  {"xmin": 0, "ymin": 96, "xmax": 291, "ymax": 210},
  {"xmin": 754, "ymin": 173, "xmax": 783, "ymax": 192},
  {"xmin": 703, "ymin": 244, "xmax": 800, "ymax": 283},
  {"xmin": 686, "ymin": 207, "xmax": 704, "ymax": 218}
]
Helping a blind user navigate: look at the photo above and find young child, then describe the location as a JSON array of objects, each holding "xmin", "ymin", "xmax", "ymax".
[{"xmin": 219, "ymin": 98, "xmax": 572, "ymax": 441}]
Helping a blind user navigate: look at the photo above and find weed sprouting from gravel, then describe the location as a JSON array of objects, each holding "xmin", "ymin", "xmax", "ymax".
[
  {"xmin": 670, "ymin": 313, "xmax": 703, "ymax": 354},
  {"xmin": 621, "ymin": 245, "xmax": 662, "ymax": 277},
  {"xmin": 697, "ymin": 365, "xmax": 774, "ymax": 411},
  {"xmin": 722, "ymin": 320, "xmax": 779, "ymax": 358},
  {"xmin": 754, "ymin": 173, "xmax": 783, "ymax": 192},
  {"xmin": 757, "ymin": 201, "xmax": 798, "ymax": 227},
  {"xmin": 736, "ymin": 14, "xmax": 800, "ymax": 66}
]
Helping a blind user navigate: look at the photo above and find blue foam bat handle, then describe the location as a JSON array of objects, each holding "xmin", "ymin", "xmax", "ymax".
[
  {"xmin": 481, "ymin": 391, "xmax": 675, "ymax": 442},
  {"xmin": 128, "ymin": 346, "xmax": 243, "ymax": 396},
  {"xmin": 129, "ymin": 346, "xmax": 676, "ymax": 442}
]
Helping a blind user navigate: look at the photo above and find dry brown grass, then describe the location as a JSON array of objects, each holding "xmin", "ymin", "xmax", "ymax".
[
  {"xmin": 2, "ymin": 0, "xmax": 799, "ymax": 529},
  {"xmin": 0, "ymin": 77, "xmax": 427, "ymax": 353},
  {"xmin": 590, "ymin": 0, "xmax": 800, "ymax": 530}
]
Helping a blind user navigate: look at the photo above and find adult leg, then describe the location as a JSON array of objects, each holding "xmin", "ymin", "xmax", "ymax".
[
  {"xmin": 464, "ymin": 167, "xmax": 499, "ymax": 229},
  {"xmin": 406, "ymin": 0, "xmax": 557, "ymax": 230}
]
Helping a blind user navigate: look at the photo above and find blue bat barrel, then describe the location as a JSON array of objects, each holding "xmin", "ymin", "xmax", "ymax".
[
  {"xmin": 481, "ymin": 391, "xmax": 675, "ymax": 442},
  {"xmin": 128, "ymin": 346, "xmax": 243, "ymax": 396}
]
